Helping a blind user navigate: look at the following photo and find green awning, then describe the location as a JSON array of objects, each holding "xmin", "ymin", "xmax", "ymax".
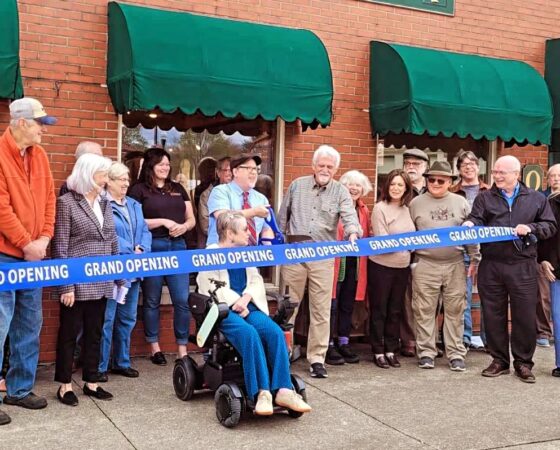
[
  {"xmin": 370, "ymin": 41, "xmax": 552, "ymax": 145},
  {"xmin": 107, "ymin": 2, "xmax": 333, "ymax": 129},
  {"xmin": 0, "ymin": 0, "xmax": 23, "ymax": 100},
  {"xmin": 545, "ymin": 39, "xmax": 560, "ymax": 130}
]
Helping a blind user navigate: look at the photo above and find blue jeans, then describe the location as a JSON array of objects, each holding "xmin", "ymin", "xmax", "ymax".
[
  {"xmin": 220, "ymin": 303, "xmax": 292, "ymax": 400},
  {"xmin": 0, "ymin": 253, "xmax": 43, "ymax": 401},
  {"xmin": 99, "ymin": 281, "xmax": 140, "ymax": 372},
  {"xmin": 142, "ymin": 237, "xmax": 190, "ymax": 345},
  {"xmin": 463, "ymin": 255, "xmax": 487, "ymax": 346},
  {"xmin": 550, "ymin": 280, "xmax": 560, "ymax": 368}
]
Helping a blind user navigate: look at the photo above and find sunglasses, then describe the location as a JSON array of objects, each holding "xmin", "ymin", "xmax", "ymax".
[{"xmin": 427, "ymin": 177, "xmax": 447, "ymax": 185}]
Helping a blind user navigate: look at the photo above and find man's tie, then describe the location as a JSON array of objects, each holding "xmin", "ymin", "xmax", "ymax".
[{"xmin": 242, "ymin": 191, "xmax": 257, "ymax": 246}]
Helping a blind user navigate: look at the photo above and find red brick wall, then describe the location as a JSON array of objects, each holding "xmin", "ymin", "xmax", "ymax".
[{"xmin": 1, "ymin": 0, "xmax": 555, "ymax": 361}]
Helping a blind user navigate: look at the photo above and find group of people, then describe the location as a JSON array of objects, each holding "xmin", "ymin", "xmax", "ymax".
[{"xmin": 0, "ymin": 97, "xmax": 559, "ymax": 427}]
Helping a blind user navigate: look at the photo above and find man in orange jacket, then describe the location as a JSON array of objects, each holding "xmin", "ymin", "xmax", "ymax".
[{"xmin": 0, "ymin": 98, "xmax": 56, "ymax": 425}]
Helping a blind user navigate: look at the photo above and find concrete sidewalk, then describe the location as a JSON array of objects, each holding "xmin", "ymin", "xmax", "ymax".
[{"xmin": 1, "ymin": 345, "xmax": 559, "ymax": 450}]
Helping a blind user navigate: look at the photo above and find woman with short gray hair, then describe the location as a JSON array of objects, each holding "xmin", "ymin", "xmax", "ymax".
[
  {"xmin": 327, "ymin": 170, "xmax": 372, "ymax": 365},
  {"xmin": 53, "ymin": 153, "xmax": 124, "ymax": 406},
  {"xmin": 97, "ymin": 162, "xmax": 151, "ymax": 382}
]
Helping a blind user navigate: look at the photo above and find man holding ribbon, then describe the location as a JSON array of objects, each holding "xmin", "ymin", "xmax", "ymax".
[
  {"xmin": 409, "ymin": 160, "xmax": 479, "ymax": 372},
  {"xmin": 278, "ymin": 145, "xmax": 361, "ymax": 379},
  {"xmin": 207, "ymin": 153, "xmax": 274, "ymax": 247},
  {"xmin": 466, "ymin": 155, "xmax": 556, "ymax": 383},
  {"xmin": 0, "ymin": 98, "xmax": 57, "ymax": 425}
]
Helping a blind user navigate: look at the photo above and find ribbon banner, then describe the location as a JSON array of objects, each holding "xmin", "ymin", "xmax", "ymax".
[{"xmin": 0, "ymin": 226, "xmax": 516, "ymax": 292}]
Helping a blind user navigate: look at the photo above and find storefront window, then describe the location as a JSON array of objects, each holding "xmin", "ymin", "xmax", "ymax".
[{"xmin": 359, "ymin": 0, "xmax": 454, "ymax": 15}]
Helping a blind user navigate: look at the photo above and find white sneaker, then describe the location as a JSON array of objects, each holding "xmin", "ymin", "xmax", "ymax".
[
  {"xmin": 254, "ymin": 390, "xmax": 273, "ymax": 416},
  {"xmin": 275, "ymin": 390, "xmax": 312, "ymax": 413}
]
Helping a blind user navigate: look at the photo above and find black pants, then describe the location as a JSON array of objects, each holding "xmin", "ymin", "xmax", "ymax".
[
  {"xmin": 478, "ymin": 259, "xmax": 538, "ymax": 368},
  {"xmin": 55, "ymin": 298, "xmax": 107, "ymax": 383},
  {"xmin": 330, "ymin": 257, "xmax": 358, "ymax": 339},
  {"xmin": 368, "ymin": 260, "xmax": 410, "ymax": 354}
]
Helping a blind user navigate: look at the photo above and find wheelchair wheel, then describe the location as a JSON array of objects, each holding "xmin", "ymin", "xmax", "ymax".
[
  {"xmin": 215, "ymin": 383, "xmax": 242, "ymax": 428},
  {"xmin": 287, "ymin": 374, "xmax": 307, "ymax": 419},
  {"xmin": 173, "ymin": 356, "xmax": 196, "ymax": 401}
]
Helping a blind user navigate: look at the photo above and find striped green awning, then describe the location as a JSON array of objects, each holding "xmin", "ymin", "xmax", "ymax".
[
  {"xmin": 0, "ymin": 0, "xmax": 23, "ymax": 100},
  {"xmin": 370, "ymin": 41, "xmax": 552, "ymax": 145},
  {"xmin": 107, "ymin": 2, "xmax": 333, "ymax": 130}
]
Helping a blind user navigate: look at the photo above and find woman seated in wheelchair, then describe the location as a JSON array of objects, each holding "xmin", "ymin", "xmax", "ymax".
[{"xmin": 197, "ymin": 211, "xmax": 312, "ymax": 416}]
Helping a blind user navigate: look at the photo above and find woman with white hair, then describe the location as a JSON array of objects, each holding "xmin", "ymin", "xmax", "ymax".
[
  {"xmin": 53, "ymin": 153, "xmax": 124, "ymax": 406},
  {"xmin": 97, "ymin": 163, "xmax": 151, "ymax": 382},
  {"xmin": 326, "ymin": 170, "xmax": 373, "ymax": 366}
]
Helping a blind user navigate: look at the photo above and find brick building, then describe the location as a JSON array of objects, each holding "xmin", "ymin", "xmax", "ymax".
[{"xmin": 1, "ymin": 0, "xmax": 558, "ymax": 362}]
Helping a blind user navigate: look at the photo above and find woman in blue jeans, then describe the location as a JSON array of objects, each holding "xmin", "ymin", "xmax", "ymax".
[
  {"xmin": 197, "ymin": 211, "xmax": 311, "ymax": 416},
  {"xmin": 129, "ymin": 148, "xmax": 196, "ymax": 365},
  {"xmin": 98, "ymin": 163, "xmax": 152, "ymax": 381}
]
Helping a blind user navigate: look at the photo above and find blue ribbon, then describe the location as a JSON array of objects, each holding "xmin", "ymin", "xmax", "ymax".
[{"xmin": 0, "ymin": 226, "xmax": 516, "ymax": 292}]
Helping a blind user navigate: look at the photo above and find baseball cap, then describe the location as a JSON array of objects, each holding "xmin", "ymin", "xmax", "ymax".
[
  {"xmin": 230, "ymin": 153, "xmax": 262, "ymax": 170},
  {"xmin": 9, "ymin": 98, "xmax": 57, "ymax": 125}
]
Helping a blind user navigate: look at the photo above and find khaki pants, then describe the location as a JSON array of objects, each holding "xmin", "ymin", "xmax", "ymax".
[
  {"xmin": 536, "ymin": 263, "xmax": 553, "ymax": 339},
  {"xmin": 412, "ymin": 258, "xmax": 467, "ymax": 361},
  {"xmin": 281, "ymin": 259, "xmax": 335, "ymax": 365}
]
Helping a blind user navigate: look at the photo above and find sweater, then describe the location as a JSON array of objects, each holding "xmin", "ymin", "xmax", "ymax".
[
  {"xmin": 370, "ymin": 201, "xmax": 415, "ymax": 268},
  {"xmin": 0, "ymin": 127, "xmax": 56, "ymax": 258}
]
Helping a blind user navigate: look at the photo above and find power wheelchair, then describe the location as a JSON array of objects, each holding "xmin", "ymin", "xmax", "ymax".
[{"xmin": 172, "ymin": 278, "xmax": 307, "ymax": 428}]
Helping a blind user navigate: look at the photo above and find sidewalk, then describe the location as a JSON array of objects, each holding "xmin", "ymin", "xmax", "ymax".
[{"xmin": 1, "ymin": 345, "xmax": 559, "ymax": 450}]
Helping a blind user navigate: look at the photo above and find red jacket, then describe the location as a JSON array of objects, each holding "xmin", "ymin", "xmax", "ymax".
[
  {"xmin": 0, "ymin": 128, "xmax": 56, "ymax": 258},
  {"xmin": 332, "ymin": 199, "xmax": 370, "ymax": 301}
]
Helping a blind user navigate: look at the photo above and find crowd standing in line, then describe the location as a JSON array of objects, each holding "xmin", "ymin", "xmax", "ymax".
[{"xmin": 1, "ymin": 97, "xmax": 560, "ymax": 426}]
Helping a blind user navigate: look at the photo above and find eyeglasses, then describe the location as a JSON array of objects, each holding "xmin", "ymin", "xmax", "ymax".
[
  {"xmin": 427, "ymin": 177, "xmax": 447, "ymax": 185},
  {"xmin": 112, "ymin": 177, "xmax": 130, "ymax": 183},
  {"xmin": 404, "ymin": 161, "xmax": 423, "ymax": 168},
  {"xmin": 238, "ymin": 165, "xmax": 258, "ymax": 174},
  {"xmin": 460, "ymin": 162, "xmax": 477, "ymax": 169},
  {"xmin": 218, "ymin": 168, "xmax": 232, "ymax": 173},
  {"xmin": 491, "ymin": 170, "xmax": 518, "ymax": 176}
]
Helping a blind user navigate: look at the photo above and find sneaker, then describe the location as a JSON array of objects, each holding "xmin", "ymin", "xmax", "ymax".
[
  {"xmin": 536, "ymin": 338, "xmax": 551, "ymax": 348},
  {"xmin": 254, "ymin": 390, "xmax": 273, "ymax": 416},
  {"xmin": 275, "ymin": 390, "xmax": 312, "ymax": 413},
  {"xmin": 310, "ymin": 363, "xmax": 328, "ymax": 378},
  {"xmin": 325, "ymin": 346, "xmax": 345, "ymax": 366},
  {"xmin": 3, "ymin": 392, "xmax": 47, "ymax": 410},
  {"xmin": 418, "ymin": 357, "xmax": 434, "ymax": 369},
  {"xmin": 449, "ymin": 359, "xmax": 466, "ymax": 372},
  {"xmin": 338, "ymin": 344, "xmax": 360, "ymax": 364}
]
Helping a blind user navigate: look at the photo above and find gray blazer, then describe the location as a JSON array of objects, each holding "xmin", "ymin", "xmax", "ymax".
[{"xmin": 52, "ymin": 191, "xmax": 122, "ymax": 301}]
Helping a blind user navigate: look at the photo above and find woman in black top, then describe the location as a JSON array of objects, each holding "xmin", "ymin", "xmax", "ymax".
[{"xmin": 128, "ymin": 148, "xmax": 196, "ymax": 366}]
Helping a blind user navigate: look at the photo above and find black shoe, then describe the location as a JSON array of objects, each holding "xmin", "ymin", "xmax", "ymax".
[
  {"xmin": 150, "ymin": 352, "xmax": 167, "ymax": 366},
  {"xmin": 4, "ymin": 392, "xmax": 47, "ymax": 410},
  {"xmin": 97, "ymin": 372, "xmax": 108, "ymax": 383},
  {"xmin": 374, "ymin": 355, "xmax": 390, "ymax": 369},
  {"xmin": 0, "ymin": 409, "xmax": 10, "ymax": 426},
  {"xmin": 400, "ymin": 347, "xmax": 416, "ymax": 357},
  {"xmin": 436, "ymin": 347, "xmax": 444, "ymax": 358},
  {"xmin": 111, "ymin": 367, "xmax": 139, "ymax": 378},
  {"xmin": 310, "ymin": 363, "xmax": 328, "ymax": 378},
  {"xmin": 386, "ymin": 354, "xmax": 401, "ymax": 368},
  {"xmin": 552, "ymin": 367, "xmax": 560, "ymax": 377},
  {"xmin": 325, "ymin": 346, "xmax": 345, "ymax": 365},
  {"xmin": 83, "ymin": 384, "xmax": 113, "ymax": 400},
  {"xmin": 56, "ymin": 387, "xmax": 78, "ymax": 407},
  {"xmin": 338, "ymin": 345, "xmax": 360, "ymax": 364}
]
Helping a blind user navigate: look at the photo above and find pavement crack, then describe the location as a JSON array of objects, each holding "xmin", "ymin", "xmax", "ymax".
[
  {"xmin": 72, "ymin": 378, "xmax": 138, "ymax": 450},
  {"xmin": 483, "ymin": 437, "xmax": 560, "ymax": 449},
  {"xmin": 305, "ymin": 379, "xmax": 435, "ymax": 448}
]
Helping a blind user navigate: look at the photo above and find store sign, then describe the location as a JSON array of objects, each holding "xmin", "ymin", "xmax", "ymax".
[
  {"xmin": 359, "ymin": 0, "xmax": 454, "ymax": 16},
  {"xmin": 523, "ymin": 165, "xmax": 544, "ymax": 190}
]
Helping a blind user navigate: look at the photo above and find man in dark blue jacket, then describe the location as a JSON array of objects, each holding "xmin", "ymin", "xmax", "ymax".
[{"xmin": 465, "ymin": 155, "xmax": 556, "ymax": 383}]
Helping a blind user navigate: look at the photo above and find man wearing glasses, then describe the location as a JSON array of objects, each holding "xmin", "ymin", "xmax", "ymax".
[
  {"xmin": 409, "ymin": 161, "xmax": 480, "ymax": 372},
  {"xmin": 206, "ymin": 153, "xmax": 273, "ymax": 246},
  {"xmin": 400, "ymin": 148, "xmax": 430, "ymax": 358},
  {"xmin": 465, "ymin": 155, "xmax": 556, "ymax": 383},
  {"xmin": 450, "ymin": 151, "xmax": 490, "ymax": 350},
  {"xmin": 0, "ymin": 98, "xmax": 57, "ymax": 424}
]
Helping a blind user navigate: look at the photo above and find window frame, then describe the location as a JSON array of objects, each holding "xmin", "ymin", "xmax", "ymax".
[{"xmin": 359, "ymin": 0, "xmax": 454, "ymax": 16}]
